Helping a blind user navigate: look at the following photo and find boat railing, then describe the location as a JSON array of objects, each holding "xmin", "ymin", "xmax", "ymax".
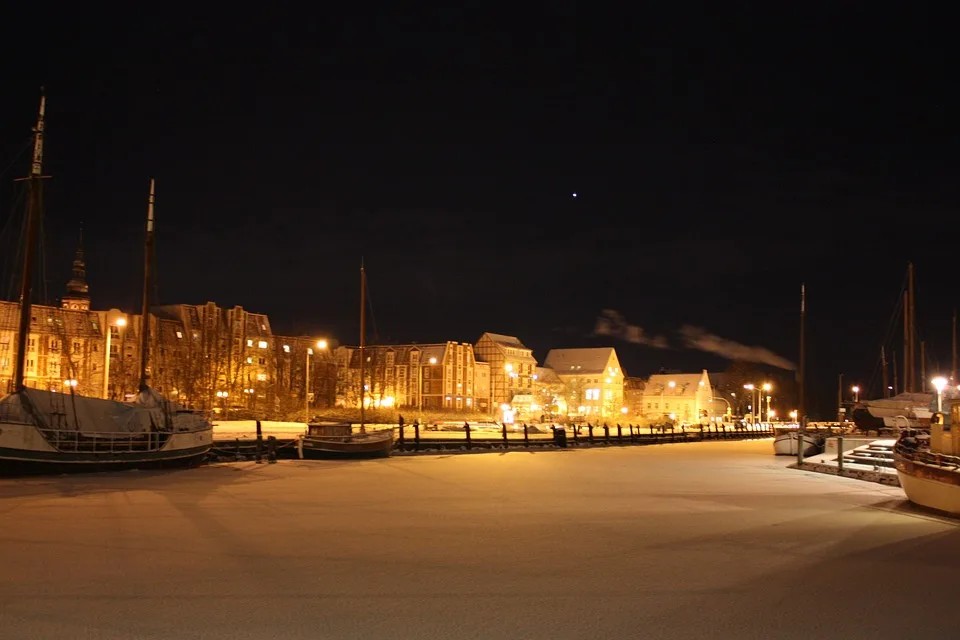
[
  {"xmin": 38, "ymin": 427, "xmax": 169, "ymax": 454},
  {"xmin": 895, "ymin": 441, "xmax": 960, "ymax": 470}
]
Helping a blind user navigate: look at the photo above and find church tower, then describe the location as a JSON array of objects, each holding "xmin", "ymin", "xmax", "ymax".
[{"xmin": 62, "ymin": 225, "xmax": 90, "ymax": 311}]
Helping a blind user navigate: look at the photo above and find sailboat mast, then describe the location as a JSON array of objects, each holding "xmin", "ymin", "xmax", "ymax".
[
  {"xmin": 358, "ymin": 260, "xmax": 366, "ymax": 432},
  {"xmin": 881, "ymin": 346, "xmax": 889, "ymax": 398},
  {"xmin": 920, "ymin": 341, "xmax": 926, "ymax": 390},
  {"xmin": 797, "ymin": 283, "xmax": 806, "ymax": 464},
  {"xmin": 903, "ymin": 289, "xmax": 910, "ymax": 393},
  {"xmin": 952, "ymin": 309, "xmax": 957, "ymax": 383},
  {"xmin": 14, "ymin": 92, "xmax": 47, "ymax": 392},
  {"xmin": 908, "ymin": 262, "xmax": 916, "ymax": 392},
  {"xmin": 138, "ymin": 178, "xmax": 156, "ymax": 392},
  {"xmin": 892, "ymin": 350, "xmax": 899, "ymax": 395}
]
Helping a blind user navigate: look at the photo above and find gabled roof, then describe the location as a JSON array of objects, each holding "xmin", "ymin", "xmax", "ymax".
[
  {"xmin": 544, "ymin": 347, "xmax": 618, "ymax": 375},
  {"xmin": 534, "ymin": 366, "xmax": 563, "ymax": 385},
  {"xmin": 645, "ymin": 371, "xmax": 711, "ymax": 397},
  {"xmin": 479, "ymin": 332, "xmax": 529, "ymax": 349}
]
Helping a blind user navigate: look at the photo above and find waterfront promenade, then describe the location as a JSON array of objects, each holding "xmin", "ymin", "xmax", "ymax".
[{"xmin": 1, "ymin": 440, "xmax": 957, "ymax": 639}]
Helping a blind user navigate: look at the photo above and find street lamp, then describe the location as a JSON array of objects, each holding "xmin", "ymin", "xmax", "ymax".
[
  {"xmin": 789, "ymin": 409, "xmax": 798, "ymax": 422},
  {"xmin": 851, "ymin": 385, "xmax": 860, "ymax": 403},
  {"xmin": 762, "ymin": 383, "xmax": 772, "ymax": 423},
  {"xmin": 102, "ymin": 315, "xmax": 127, "ymax": 400},
  {"xmin": 932, "ymin": 376, "xmax": 948, "ymax": 412},
  {"xmin": 419, "ymin": 356, "xmax": 437, "ymax": 419},
  {"xmin": 744, "ymin": 384, "xmax": 756, "ymax": 424}
]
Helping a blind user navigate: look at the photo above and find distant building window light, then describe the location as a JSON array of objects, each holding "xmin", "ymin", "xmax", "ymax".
[
  {"xmin": 283, "ymin": 345, "xmax": 291, "ymax": 353},
  {"xmin": 247, "ymin": 339, "xmax": 254, "ymax": 347},
  {"xmin": 258, "ymin": 340, "xmax": 268, "ymax": 349},
  {"xmin": 175, "ymin": 331, "xmax": 183, "ymax": 339}
]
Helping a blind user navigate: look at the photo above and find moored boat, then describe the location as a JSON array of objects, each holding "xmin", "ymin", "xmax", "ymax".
[
  {"xmin": 894, "ymin": 393, "xmax": 960, "ymax": 515},
  {"xmin": 298, "ymin": 422, "xmax": 395, "ymax": 459},
  {"xmin": 0, "ymin": 94, "xmax": 212, "ymax": 474}
]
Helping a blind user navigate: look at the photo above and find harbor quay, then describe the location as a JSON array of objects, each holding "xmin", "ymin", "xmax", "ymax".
[{"xmin": 1, "ymin": 439, "xmax": 956, "ymax": 639}]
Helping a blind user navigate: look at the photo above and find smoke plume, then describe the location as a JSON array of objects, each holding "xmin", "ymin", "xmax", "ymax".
[
  {"xmin": 679, "ymin": 325, "xmax": 796, "ymax": 370},
  {"xmin": 593, "ymin": 310, "xmax": 669, "ymax": 349}
]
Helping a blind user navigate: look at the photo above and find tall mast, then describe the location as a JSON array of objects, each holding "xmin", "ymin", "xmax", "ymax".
[
  {"xmin": 892, "ymin": 350, "xmax": 899, "ymax": 395},
  {"xmin": 903, "ymin": 289, "xmax": 910, "ymax": 393},
  {"xmin": 908, "ymin": 262, "xmax": 916, "ymax": 392},
  {"xmin": 881, "ymin": 346, "xmax": 889, "ymax": 398},
  {"xmin": 358, "ymin": 259, "xmax": 367, "ymax": 433},
  {"xmin": 920, "ymin": 341, "xmax": 926, "ymax": 391},
  {"xmin": 952, "ymin": 309, "xmax": 957, "ymax": 383},
  {"xmin": 797, "ymin": 283, "xmax": 806, "ymax": 463},
  {"xmin": 138, "ymin": 178, "xmax": 156, "ymax": 392},
  {"xmin": 14, "ymin": 91, "xmax": 47, "ymax": 392}
]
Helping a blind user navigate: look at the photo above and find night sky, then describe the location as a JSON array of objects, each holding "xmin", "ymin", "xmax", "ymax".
[{"xmin": 1, "ymin": 5, "xmax": 956, "ymax": 418}]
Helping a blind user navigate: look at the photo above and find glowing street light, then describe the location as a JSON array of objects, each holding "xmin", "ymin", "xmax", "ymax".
[
  {"xmin": 851, "ymin": 385, "xmax": 860, "ymax": 402},
  {"xmin": 316, "ymin": 339, "xmax": 328, "ymax": 350},
  {"xmin": 762, "ymin": 382, "xmax": 772, "ymax": 422},
  {"xmin": 744, "ymin": 384, "xmax": 757, "ymax": 424},
  {"xmin": 932, "ymin": 376, "xmax": 948, "ymax": 412},
  {"xmin": 103, "ymin": 314, "xmax": 128, "ymax": 400},
  {"xmin": 419, "ymin": 356, "xmax": 438, "ymax": 418},
  {"xmin": 789, "ymin": 409, "xmax": 798, "ymax": 421}
]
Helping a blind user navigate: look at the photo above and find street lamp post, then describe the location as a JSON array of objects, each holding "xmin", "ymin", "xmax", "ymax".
[
  {"xmin": 743, "ymin": 384, "xmax": 756, "ymax": 424},
  {"xmin": 852, "ymin": 385, "xmax": 860, "ymax": 403},
  {"xmin": 762, "ymin": 383, "xmax": 772, "ymax": 423},
  {"xmin": 419, "ymin": 356, "xmax": 437, "ymax": 420},
  {"xmin": 102, "ymin": 316, "xmax": 127, "ymax": 400},
  {"xmin": 932, "ymin": 376, "xmax": 948, "ymax": 412}
]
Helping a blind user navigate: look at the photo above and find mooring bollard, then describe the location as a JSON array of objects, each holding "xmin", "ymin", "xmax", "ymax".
[
  {"xmin": 588, "ymin": 424, "xmax": 594, "ymax": 444},
  {"xmin": 255, "ymin": 420, "xmax": 264, "ymax": 464},
  {"xmin": 523, "ymin": 423, "xmax": 529, "ymax": 446},
  {"xmin": 235, "ymin": 438, "xmax": 242, "ymax": 461},
  {"xmin": 502, "ymin": 423, "xmax": 509, "ymax": 447},
  {"xmin": 398, "ymin": 422, "xmax": 405, "ymax": 446},
  {"xmin": 267, "ymin": 436, "xmax": 277, "ymax": 463},
  {"xmin": 837, "ymin": 435, "xmax": 844, "ymax": 472},
  {"xmin": 414, "ymin": 422, "xmax": 421, "ymax": 451},
  {"xmin": 616, "ymin": 423, "xmax": 622, "ymax": 442},
  {"xmin": 465, "ymin": 423, "xmax": 472, "ymax": 449}
]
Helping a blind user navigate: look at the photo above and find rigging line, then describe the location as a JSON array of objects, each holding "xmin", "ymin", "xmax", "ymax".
[
  {"xmin": 866, "ymin": 274, "xmax": 908, "ymax": 397},
  {"xmin": 364, "ymin": 272, "xmax": 381, "ymax": 344},
  {"xmin": 0, "ymin": 137, "xmax": 32, "ymax": 182}
]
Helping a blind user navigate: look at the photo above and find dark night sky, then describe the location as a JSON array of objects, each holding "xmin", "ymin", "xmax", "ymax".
[{"xmin": 1, "ymin": 4, "xmax": 956, "ymax": 418}]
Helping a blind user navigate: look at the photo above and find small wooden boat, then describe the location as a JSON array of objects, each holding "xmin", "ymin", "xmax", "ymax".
[
  {"xmin": 298, "ymin": 422, "xmax": 394, "ymax": 459},
  {"xmin": 773, "ymin": 428, "xmax": 822, "ymax": 456}
]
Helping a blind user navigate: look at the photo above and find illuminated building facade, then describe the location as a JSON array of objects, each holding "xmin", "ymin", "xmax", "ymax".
[
  {"xmin": 335, "ymin": 341, "xmax": 482, "ymax": 411},
  {"xmin": 641, "ymin": 370, "xmax": 715, "ymax": 424},
  {"xmin": 543, "ymin": 347, "xmax": 625, "ymax": 419},
  {"xmin": 473, "ymin": 332, "xmax": 538, "ymax": 407}
]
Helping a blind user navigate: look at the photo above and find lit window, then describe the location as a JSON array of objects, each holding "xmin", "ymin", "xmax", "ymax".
[
  {"xmin": 283, "ymin": 345, "xmax": 290, "ymax": 353},
  {"xmin": 176, "ymin": 331, "xmax": 183, "ymax": 339},
  {"xmin": 246, "ymin": 357, "xmax": 253, "ymax": 364},
  {"xmin": 256, "ymin": 373, "xmax": 267, "ymax": 381},
  {"xmin": 258, "ymin": 341, "xmax": 268, "ymax": 349},
  {"xmin": 246, "ymin": 339, "xmax": 254, "ymax": 347}
]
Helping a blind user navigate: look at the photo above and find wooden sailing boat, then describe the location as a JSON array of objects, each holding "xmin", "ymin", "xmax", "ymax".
[
  {"xmin": 0, "ymin": 93, "xmax": 212, "ymax": 474},
  {"xmin": 774, "ymin": 284, "xmax": 825, "ymax": 456},
  {"xmin": 299, "ymin": 261, "xmax": 394, "ymax": 459}
]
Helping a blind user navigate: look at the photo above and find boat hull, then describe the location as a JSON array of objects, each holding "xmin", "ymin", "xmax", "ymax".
[
  {"xmin": 894, "ymin": 452, "xmax": 960, "ymax": 515},
  {"xmin": 299, "ymin": 431, "xmax": 394, "ymax": 459},
  {"xmin": 774, "ymin": 432, "xmax": 822, "ymax": 456},
  {"xmin": 0, "ymin": 421, "xmax": 212, "ymax": 476}
]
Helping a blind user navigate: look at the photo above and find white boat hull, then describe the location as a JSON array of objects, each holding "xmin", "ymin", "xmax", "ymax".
[
  {"xmin": 0, "ymin": 420, "xmax": 212, "ymax": 473},
  {"xmin": 774, "ymin": 432, "xmax": 821, "ymax": 456},
  {"xmin": 896, "ymin": 468, "xmax": 960, "ymax": 515}
]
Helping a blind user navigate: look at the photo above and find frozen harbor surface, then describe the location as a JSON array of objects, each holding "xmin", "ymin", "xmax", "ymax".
[{"xmin": 2, "ymin": 440, "xmax": 958, "ymax": 639}]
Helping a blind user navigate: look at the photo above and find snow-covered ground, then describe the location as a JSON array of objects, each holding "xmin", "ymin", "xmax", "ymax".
[{"xmin": 1, "ymin": 440, "xmax": 957, "ymax": 639}]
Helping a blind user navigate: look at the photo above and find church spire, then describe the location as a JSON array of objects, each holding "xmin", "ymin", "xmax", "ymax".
[{"xmin": 62, "ymin": 223, "xmax": 90, "ymax": 311}]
